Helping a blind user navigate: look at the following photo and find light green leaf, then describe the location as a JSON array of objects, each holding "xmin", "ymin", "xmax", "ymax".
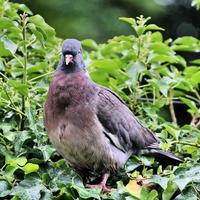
[
  {"xmin": 22, "ymin": 163, "xmax": 39, "ymax": 174},
  {"xmin": 16, "ymin": 157, "xmax": 27, "ymax": 167},
  {"xmin": 162, "ymin": 181, "xmax": 179, "ymax": 200},
  {"xmin": 146, "ymin": 24, "xmax": 164, "ymax": 31},
  {"xmin": 91, "ymin": 59, "xmax": 122, "ymax": 72},
  {"xmin": 180, "ymin": 97, "xmax": 199, "ymax": 115},
  {"xmin": 126, "ymin": 61, "xmax": 146, "ymax": 86},
  {"xmin": 8, "ymin": 80, "xmax": 29, "ymax": 97},
  {"xmin": 0, "ymin": 17, "xmax": 14, "ymax": 29},
  {"xmin": 29, "ymin": 14, "xmax": 55, "ymax": 40},
  {"xmin": 81, "ymin": 39, "xmax": 98, "ymax": 50},
  {"xmin": 119, "ymin": 17, "xmax": 136, "ymax": 26},
  {"xmin": 173, "ymin": 36, "xmax": 199, "ymax": 46}
]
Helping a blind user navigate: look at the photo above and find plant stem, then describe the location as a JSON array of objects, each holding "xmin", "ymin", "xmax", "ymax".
[
  {"xmin": 29, "ymin": 71, "xmax": 54, "ymax": 82},
  {"xmin": 171, "ymin": 141, "xmax": 200, "ymax": 148},
  {"xmin": 169, "ymin": 89, "xmax": 177, "ymax": 125},
  {"xmin": 20, "ymin": 13, "xmax": 28, "ymax": 130}
]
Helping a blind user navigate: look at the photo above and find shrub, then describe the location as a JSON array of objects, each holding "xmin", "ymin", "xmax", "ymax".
[{"xmin": 0, "ymin": 0, "xmax": 199, "ymax": 199}]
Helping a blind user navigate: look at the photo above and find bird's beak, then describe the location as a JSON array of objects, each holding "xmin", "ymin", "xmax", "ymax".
[{"xmin": 65, "ymin": 54, "xmax": 74, "ymax": 65}]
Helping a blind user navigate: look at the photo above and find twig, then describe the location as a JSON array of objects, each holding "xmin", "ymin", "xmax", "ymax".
[
  {"xmin": 20, "ymin": 12, "xmax": 28, "ymax": 130},
  {"xmin": 169, "ymin": 89, "xmax": 177, "ymax": 125},
  {"xmin": 171, "ymin": 141, "xmax": 200, "ymax": 148},
  {"xmin": 29, "ymin": 71, "xmax": 54, "ymax": 82}
]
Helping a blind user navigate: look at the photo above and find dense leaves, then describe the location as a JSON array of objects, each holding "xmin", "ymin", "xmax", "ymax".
[{"xmin": 0, "ymin": 0, "xmax": 200, "ymax": 199}]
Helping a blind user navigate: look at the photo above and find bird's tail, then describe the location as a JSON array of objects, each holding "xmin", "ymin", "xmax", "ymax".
[{"xmin": 139, "ymin": 145, "xmax": 183, "ymax": 166}]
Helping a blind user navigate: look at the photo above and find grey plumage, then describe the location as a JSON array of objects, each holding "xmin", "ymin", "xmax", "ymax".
[{"xmin": 44, "ymin": 39, "xmax": 182, "ymax": 191}]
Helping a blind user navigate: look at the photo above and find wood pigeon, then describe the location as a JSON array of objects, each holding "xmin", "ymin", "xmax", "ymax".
[{"xmin": 44, "ymin": 39, "xmax": 182, "ymax": 192}]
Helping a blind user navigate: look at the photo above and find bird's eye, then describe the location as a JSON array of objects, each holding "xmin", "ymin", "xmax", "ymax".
[{"xmin": 78, "ymin": 49, "xmax": 81, "ymax": 54}]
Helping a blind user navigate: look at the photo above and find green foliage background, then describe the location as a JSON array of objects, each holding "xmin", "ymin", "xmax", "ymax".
[{"xmin": 0, "ymin": 0, "xmax": 200, "ymax": 199}]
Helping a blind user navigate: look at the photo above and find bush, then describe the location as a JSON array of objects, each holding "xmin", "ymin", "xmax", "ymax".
[{"xmin": 0, "ymin": 0, "xmax": 199, "ymax": 199}]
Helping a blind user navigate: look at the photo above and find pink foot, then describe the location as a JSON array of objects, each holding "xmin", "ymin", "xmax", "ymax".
[
  {"xmin": 85, "ymin": 173, "xmax": 111, "ymax": 193},
  {"xmin": 85, "ymin": 183, "xmax": 111, "ymax": 193}
]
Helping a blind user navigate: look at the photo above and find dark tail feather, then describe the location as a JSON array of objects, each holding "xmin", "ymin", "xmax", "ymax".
[{"xmin": 139, "ymin": 148, "xmax": 183, "ymax": 166}]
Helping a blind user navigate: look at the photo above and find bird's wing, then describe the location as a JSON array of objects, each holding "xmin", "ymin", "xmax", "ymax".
[{"xmin": 96, "ymin": 86, "xmax": 159, "ymax": 153}]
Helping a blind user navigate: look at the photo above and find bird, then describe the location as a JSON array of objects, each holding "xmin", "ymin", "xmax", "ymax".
[{"xmin": 44, "ymin": 38, "xmax": 182, "ymax": 192}]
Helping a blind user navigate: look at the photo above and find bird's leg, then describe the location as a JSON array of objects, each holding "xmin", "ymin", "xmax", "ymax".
[{"xmin": 85, "ymin": 173, "xmax": 111, "ymax": 192}]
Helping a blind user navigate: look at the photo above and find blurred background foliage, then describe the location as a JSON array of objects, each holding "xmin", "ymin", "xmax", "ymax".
[{"xmin": 12, "ymin": 0, "xmax": 200, "ymax": 42}]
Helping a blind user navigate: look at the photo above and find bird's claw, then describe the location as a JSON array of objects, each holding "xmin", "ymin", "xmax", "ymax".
[{"xmin": 85, "ymin": 183, "xmax": 111, "ymax": 193}]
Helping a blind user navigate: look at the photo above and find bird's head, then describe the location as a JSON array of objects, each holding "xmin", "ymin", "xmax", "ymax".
[{"xmin": 57, "ymin": 39, "xmax": 85, "ymax": 73}]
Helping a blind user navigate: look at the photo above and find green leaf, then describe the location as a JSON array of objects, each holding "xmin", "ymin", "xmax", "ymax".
[
  {"xmin": 126, "ymin": 61, "xmax": 146, "ymax": 86},
  {"xmin": 150, "ymin": 175, "xmax": 169, "ymax": 190},
  {"xmin": 8, "ymin": 80, "xmax": 29, "ymax": 97},
  {"xmin": 10, "ymin": 177, "xmax": 46, "ymax": 200},
  {"xmin": 140, "ymin": 188, "xmax": 158, "ymax": 200},
  {"xmin": 162, "ymin": 181, "xmax": 179, "ymax": 200},
  {"xmin": 145, "ymin": 24, "xmax": 164, "ymax": 31},
  {"xmin": 149, "ymin": 42, "xmax": 174, "ymax": 55},
  {"xmin": 148, "ymin": 54, "xmax": 178, "ymax": 64},
  {"xmin": 0, "ymin": 180, "xmax": 11, "ymax": 197},
  {"xmin": 91, "ymin": 59, "xmax": 122, "ymax": 72},
  {"xmin": 39, "ymin": 145, "xmax": 55, "ymax": 162},
  {"xmin": 27, "ymin": 23, "xmax": 45, "ymax": 46},
  {"xmin": 16, "ymin": 157, "xmax": 27, "ymax": 167},
  {"xmin": 173, "ymin": 36, "xmax": 199, "ymax": 46},
  {"xmin": 119, "ymin": 17, "xmax": 136, "ymax": 26},
  {"xmin": 0, "ymin": 17, "xmax": 14, "ymax": 29},
  {"xmin": 22, "ymin": 163, "xmax": 39, "ymax": 174},
  {"xmin": 180, "ymin": 97, "xmax": 199, "ymax": 115},
  {"xmin": 175, "ymin": 186, "xmax": 198, "ymax": 200},
  {"xmin": 174, "ymin": 165, "xmax": 200, "ymax": 191},
  {"xmin": 81, "ymin": 39, "xmax": 98, "ymax": 50},
  {"xmin": 125, "ymin": 157, "xmax": 141, "ymax": 172},
  {"xmin": 27, "ymin": 62, "xmax": 48, "ymax": 74},
  {"xmin": 14, "ymin": 131, "xmax": 32, "ymax": 153},
  {"xmin": 72, "ymin": 184, "xmax": 101, "ymax": 199},
  {"xmin": 29, "ymin": 15, "xmax": 55, "ymax": 40},
  {"xmin": 1, "ymin": 37, "xmax": 18, "ymax": 54}
]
